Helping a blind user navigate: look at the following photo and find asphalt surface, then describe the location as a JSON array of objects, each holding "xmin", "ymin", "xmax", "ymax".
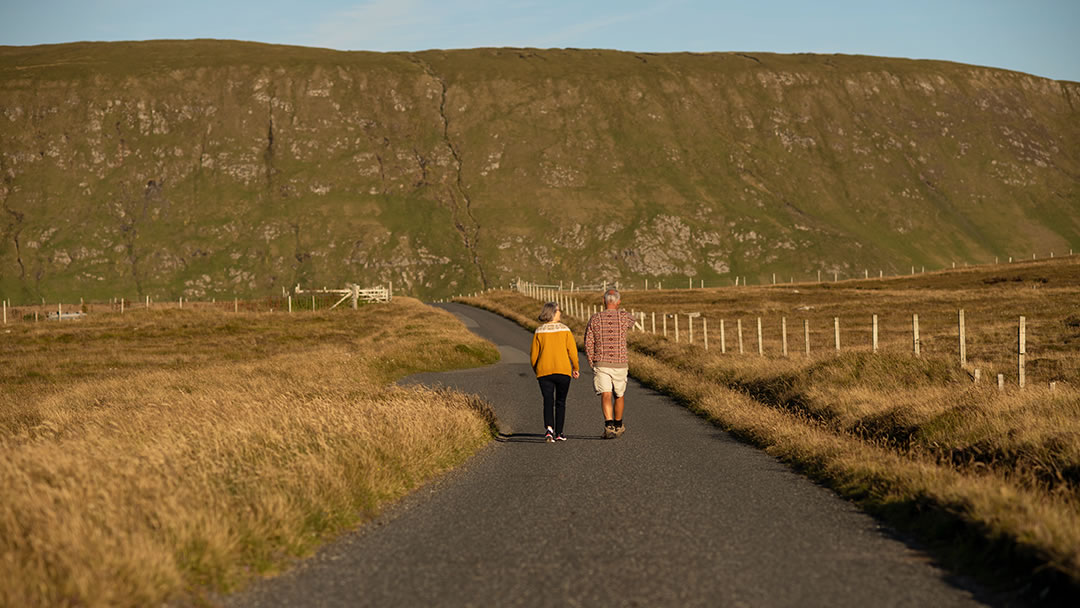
[{"xmin": 225, "ymin": 303, "xmax": 990, "ymax": 607}]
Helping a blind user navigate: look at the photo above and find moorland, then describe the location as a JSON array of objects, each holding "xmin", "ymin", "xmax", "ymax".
[{"xmin": 0, "ymin": 298, "xmax": 497, "ymax": 607}]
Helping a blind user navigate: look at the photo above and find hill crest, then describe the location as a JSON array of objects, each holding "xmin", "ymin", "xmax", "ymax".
[{"xmin": 1, "ymin": 40, "xmax": 1078, "ymax": 300}]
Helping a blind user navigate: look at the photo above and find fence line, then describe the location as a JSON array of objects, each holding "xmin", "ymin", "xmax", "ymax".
[
  {"xmin": 515, "ymin": 284, "xmax": 1051, "ymax": 389},
  {"xmin": 511, "ymin": 251, "xmax": 1077, "ymax": 293},
  {"xmin": 0, "ymin": 285, "xmax": 393, "ymax": 324}
]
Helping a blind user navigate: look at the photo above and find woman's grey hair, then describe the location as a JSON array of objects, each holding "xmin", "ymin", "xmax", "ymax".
[
  {"xmin": 538, "ymin": 301, "xmax": 560, "ymax": 323},
  {"xmin": 603, "ymin": 289, "xmax": 621, "ymax": 306}
]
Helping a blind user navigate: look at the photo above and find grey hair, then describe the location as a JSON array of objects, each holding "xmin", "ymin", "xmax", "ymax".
[
  {"xmin": 538, "ymin": 301, "xmax": 560, "ymax": 323},
  {"xmin": 603, "ymin": 289, "xmax": 621, "ymax": 306}
]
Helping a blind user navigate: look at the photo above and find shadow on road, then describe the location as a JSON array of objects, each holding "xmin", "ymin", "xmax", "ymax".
[{"xmin": 495, "ymin": 432, "xmax": 605, "ymax": 443}]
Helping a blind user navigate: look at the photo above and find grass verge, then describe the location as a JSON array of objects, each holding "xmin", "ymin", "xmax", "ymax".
[
  {"xmin": 461, "ymin": 290, "xmax": 1080, "ymax": 605},
  {"xmin": 0, "ymin": 298, "xmax": 499, "ymax": 607}
]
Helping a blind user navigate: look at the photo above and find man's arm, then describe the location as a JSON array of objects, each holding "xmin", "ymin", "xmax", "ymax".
[{"xmin": 584, "ymin": 318, "xmax": 595, "ymax": 366}]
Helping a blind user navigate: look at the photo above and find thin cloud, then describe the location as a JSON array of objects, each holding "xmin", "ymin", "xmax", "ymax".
[
  {"xmin": 306, "ymin": 0, "xmax": 439, "ymax": 50},
  {"xmin": 526, "ymin": 0, "xmax": 686, "ymax": 49}
]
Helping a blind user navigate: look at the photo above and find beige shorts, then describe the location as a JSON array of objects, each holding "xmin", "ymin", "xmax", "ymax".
[{"xmin": 592, "ymin": 366, "xmax": 629, "ymax": 397}]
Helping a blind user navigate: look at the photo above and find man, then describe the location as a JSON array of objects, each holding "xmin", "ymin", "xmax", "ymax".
[{"xmin": 584, "ymin": 288, "xmax": 637, "ymax": 439}]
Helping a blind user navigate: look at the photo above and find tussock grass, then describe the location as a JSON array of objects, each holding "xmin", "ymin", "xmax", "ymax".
[
  {"xmin": 464, "ymin": 287, "xmax": 1080, "ymax": 601},
  {"xmin": 0, "ymin": 298, "xmax": 499, "ymax": 607}
]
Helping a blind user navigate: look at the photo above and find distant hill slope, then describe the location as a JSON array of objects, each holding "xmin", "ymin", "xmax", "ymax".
[{"xmin": 1, "ymin": 40, "xmax": 1077, "ymax": 301}]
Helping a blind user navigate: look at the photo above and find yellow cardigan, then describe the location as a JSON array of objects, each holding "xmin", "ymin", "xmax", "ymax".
[{"xmin": 530, "ymin": 322, "xmax": 580, "ymax": 378}]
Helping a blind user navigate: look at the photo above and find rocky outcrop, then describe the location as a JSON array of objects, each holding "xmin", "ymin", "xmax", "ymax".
[{"xmin": 0, "ymin": 41, "xmax": 1077, "ymax": 301}]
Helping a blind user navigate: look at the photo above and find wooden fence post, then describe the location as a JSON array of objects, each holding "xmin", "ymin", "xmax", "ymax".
[
  {"xmin": 652, "ymin": 312, "xmax": 656, "ymax": 334},
  {"xmin": 704, "ymin": 319, "xmax": 709, "ymax": 350},
  {"xmin": 757, "ymin": 317, "xmax": 764, "ymax": 356},
  {"xmin": 804, "ymin": 319, "xmax": 810, "ymax": 356},
  {"xmin": 973, "ymin": 369, "xmax": 981, "ymax": 384},
  {"xmin": 674, "ymin": 314, "xmax": 679, "ymax": 343},
  {"xmin": 689, "ymin": 315, "xmax": 694, "ymax": 344},
  {"xmin": 2, "ymin": 300, "xmax": 5, "ymax": 325},
  {"xmin": 737, "ymin": 319, "xmax": 744, "ymax": 354},
  {"xmin": 121, "ymin": 298, "xmax": 125, "ymax": 314},
  {"xmin": 288, "ymin": 296, "xmax": 292, "ymax": 313},
  {"xmin": 663, "ymin": 313, "xmax": 667, "ymax": 337},
  {"xmin": 782, "ymin": 317, "xmax": 788, "ymax": 357},
  {"xmin": 997, "ymin": 373, "xmax": 1005, "ymax": 391},
  {"xmin": 834, "ymin": 317, "xmax": 840, "ymax": 352},
  {"xmin": 1018, "ymin": 316, "xmax": 1026, "ymax": 388},
  {"xmin": 146, "ymin": 295, "xmax": 150, "ymax": 309},
  {"xmin": 873, "ymin": 314, "xmax": 879, "ymax": 353},
  {"xmin": 958, "ymin": 309, "xmax": 967, "ymax": 367},
  {"xmin": 913, "ymin": 313, "xmax": 921, "ymax": 356}
]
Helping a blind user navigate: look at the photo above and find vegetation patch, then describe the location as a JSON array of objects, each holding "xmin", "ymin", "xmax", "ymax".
[{"xmin": 0, "ymin": 298, "xmax": 499, "ymax": 607}]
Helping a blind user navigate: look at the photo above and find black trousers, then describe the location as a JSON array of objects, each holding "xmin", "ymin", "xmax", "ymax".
[{"xmin": 537, "ymin": 373, "xmax": 571, "ymax": 435}]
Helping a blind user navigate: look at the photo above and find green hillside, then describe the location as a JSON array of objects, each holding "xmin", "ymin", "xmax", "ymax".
[{"xmin": 1, "ymin": 40, "xmax": 1078, "ymax": 301}]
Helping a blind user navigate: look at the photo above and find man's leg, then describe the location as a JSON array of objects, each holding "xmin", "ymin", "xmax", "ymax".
[
  {"xmin": 600, "ymin": 392, "xmax": 618, "ymax": 438},
  {"xmin": 611, "ymin": 368, "xmax": 629, "ymax": 436},
  {"xmin": 613, "ymin": 395, "xmax": 625, "ymax": 421},
  {"xmin": 600, "ymin": 392, "xmax": 614, "ymax": 421},
  {"xmin": 612, "ymin": 395, "xmax": 627, "ymax": 436}
]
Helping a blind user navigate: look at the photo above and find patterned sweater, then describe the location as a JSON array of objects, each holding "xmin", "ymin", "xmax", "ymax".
[
  {"xmin": 530, "ymin": 322, "xmax": 580, "ymax": 378},
  {"xmin": 584, "ymin": 309, "xmax": 637, "ymax": 368}
]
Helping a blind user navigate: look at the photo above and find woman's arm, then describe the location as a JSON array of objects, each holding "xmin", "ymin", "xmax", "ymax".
[
  {"xmin": 566, "ymin": 330, "xmax": 579, "ymax": 375},
  {"xmin": 530, "ymin": 332, "xmax": 541, "ymax": 371}
]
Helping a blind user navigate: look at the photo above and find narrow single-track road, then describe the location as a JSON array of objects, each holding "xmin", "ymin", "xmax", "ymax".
[{"xmin": 226, "ymin": 303, "xmax": 990, "ymax": 607}]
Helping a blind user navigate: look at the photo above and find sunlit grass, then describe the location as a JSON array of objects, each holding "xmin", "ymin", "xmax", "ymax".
[{"xmin": 0, "ymin": 298, "xmax": 498, "ymax": 607}]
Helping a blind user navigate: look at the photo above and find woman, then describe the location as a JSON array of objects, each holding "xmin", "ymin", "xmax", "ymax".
[{"xmin": 530, "ymin": 301, "xmax": 580, "ymax": 442}]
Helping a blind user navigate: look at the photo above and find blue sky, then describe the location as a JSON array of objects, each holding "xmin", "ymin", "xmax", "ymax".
[{"xmin": 2, "ymin": 0, "xmax": 1078, "ymax": 81}]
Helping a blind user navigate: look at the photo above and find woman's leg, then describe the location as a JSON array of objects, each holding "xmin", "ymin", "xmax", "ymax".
[
  {"xmin": 553, "ymin": 374, "xmax": 571, "ymax": 436},
  {"xmin": 537, "ymin": 375, "xmax": 556, "ymax": 431}
]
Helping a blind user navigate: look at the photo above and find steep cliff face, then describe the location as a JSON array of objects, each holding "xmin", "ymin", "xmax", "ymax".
[{"xmin": 1, "ymin": 40, "xmax": 1077, "ymax": 301}]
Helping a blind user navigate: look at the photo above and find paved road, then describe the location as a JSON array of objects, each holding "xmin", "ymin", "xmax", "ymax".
[{"xmin": 225, "ymin": 303, "xmax": 990, "ymax": 607}]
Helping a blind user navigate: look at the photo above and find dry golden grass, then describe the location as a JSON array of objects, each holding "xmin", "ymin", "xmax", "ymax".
[
  {"xmin": 593, "ymin": 256, "xmax": 1080, "ymax": 385},
  {"xmin": 463, "ymin": 265, "xmax": 1080, "ymax": 598},
  {"xmin": 0, "ymin": 298, "xmax": 498, "ymax": 607}
]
